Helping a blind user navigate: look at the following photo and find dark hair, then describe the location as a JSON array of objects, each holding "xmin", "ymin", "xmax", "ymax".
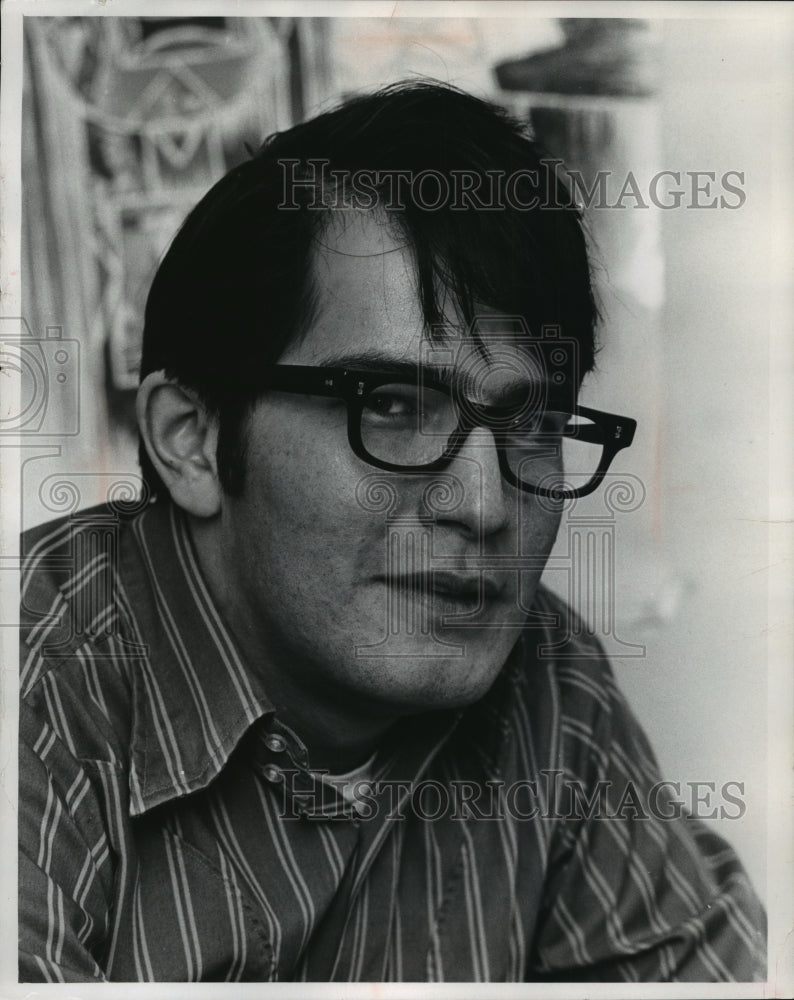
[{"xmin": 139, "ymin": 80, "xmax": 598, "ymax": 497}]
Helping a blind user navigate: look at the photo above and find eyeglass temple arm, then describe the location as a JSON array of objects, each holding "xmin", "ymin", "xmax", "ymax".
[
  {"xmin": 572, "ymin": 406, "xmax": 637, "ymax": 450},
  {"xmin": 259, "ymin": 365, "xmax": 348, "ymax": 397}
]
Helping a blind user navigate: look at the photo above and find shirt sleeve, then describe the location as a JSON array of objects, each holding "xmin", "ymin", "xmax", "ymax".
[
  {"xmin": 527, "ymin": 661, "xmax": 766, "ymax": 982},
  {"xmin": 19, "ymin": 694, "xmax": 115, "ymax": 982}
]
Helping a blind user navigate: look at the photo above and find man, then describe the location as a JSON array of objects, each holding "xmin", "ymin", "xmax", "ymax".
[{"xmin": 19, "ymin": 82, "xmax": 765, "ymax": 982}]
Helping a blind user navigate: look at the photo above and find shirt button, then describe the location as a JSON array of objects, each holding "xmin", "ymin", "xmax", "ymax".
[
  {"xmin": 264, "ymin": 734, "xmax": 286, "ymax": 753},
  {"xmin": 263, "ymin": 764, "xmax": 283, "ymax": 784}
]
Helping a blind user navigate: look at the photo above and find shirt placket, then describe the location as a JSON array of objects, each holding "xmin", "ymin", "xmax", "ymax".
[{"xmin": 294, "ymin": 710, "xmax": 465, "ymax": 981}]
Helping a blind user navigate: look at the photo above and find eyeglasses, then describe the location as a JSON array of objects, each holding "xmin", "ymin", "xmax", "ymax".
[{"xmin": 259, "ymin": 364, "xmax": 637, "ymax": 499}]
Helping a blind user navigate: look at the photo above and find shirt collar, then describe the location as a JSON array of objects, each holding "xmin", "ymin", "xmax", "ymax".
[{"xmin": 123, "ymin": 499, "xmax": 275, "ymax": 816}]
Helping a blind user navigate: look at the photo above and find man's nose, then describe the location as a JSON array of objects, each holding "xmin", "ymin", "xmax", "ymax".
[{"xmin": 434, "ymin": 427, "xmax": 510, "ymax": 538}]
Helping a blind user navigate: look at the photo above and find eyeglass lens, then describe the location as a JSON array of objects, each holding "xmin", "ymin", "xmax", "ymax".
[{"xmin": 358, "ymin": 384, "xmax": 604, "ymax": 491}]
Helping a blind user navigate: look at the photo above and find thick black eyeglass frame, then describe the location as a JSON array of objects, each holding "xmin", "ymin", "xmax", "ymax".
[{"xmin": 259, "ymin": 364, "xmax": 637, "ymax": 499}]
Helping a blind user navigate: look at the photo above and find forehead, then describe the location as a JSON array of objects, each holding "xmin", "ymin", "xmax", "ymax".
[
  {"xmin": 278, "ymin": 210, "xmax": 425, "ymax": 365},
  {"xmin": 276, "ymin": 210, "xmax": 530, "ymax": 380}
]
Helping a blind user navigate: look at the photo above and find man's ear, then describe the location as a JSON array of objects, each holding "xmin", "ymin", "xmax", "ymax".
[{"xmin": 136, "ymin": 372, "xmax": 222, "ymax": 518}]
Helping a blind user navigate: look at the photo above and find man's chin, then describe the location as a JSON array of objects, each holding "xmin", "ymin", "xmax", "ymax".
[{"xmin": 351, "ymin": 635, "xmax": 519, "ymax": 715}]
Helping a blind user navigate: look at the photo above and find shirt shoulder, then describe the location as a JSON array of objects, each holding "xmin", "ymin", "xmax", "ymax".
[
  {"xmin": 20, "ymin": 503, "xmax": 145, "ymax": 656},
  {"xmin": 509, "ymin": 584, "xmax": 622, "ymax": 763},
  {"xmin": 492, "ymin": 585, "xmax": 673, "ymax": 822},
  {"xmin": 19, "ymin": 503, "xmax": 149, "ymax": 766}
]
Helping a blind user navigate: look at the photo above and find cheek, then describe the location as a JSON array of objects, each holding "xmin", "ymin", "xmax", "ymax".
[
  {"xmin": 239, "ymin": 411, "xmax": 375, "ymax": 566},
  {"xmin": 519, "ymin": 496, "xmax": 563, "ymax": 554}
]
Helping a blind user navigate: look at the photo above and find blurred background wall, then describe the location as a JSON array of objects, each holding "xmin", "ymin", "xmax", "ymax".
[{"xmin": 18, "ymin": 13, "xmax": 786, "ymax": 899}]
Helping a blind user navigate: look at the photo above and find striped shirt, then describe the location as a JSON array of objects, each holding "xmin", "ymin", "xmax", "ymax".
[{"xmin": 19, "ymin": 498, "xmax": 766, "ymax": 982}]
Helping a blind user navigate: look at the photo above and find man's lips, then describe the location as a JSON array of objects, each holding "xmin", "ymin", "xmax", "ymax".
[{"xmin": 381, "ymin": 571, "xmax": 504, "ymax": 605}]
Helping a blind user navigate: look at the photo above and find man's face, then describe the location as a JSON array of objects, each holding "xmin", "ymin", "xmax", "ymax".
[{"xmin": 216, "ymin": 211, "xmax": 562, "ymax": 722}]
